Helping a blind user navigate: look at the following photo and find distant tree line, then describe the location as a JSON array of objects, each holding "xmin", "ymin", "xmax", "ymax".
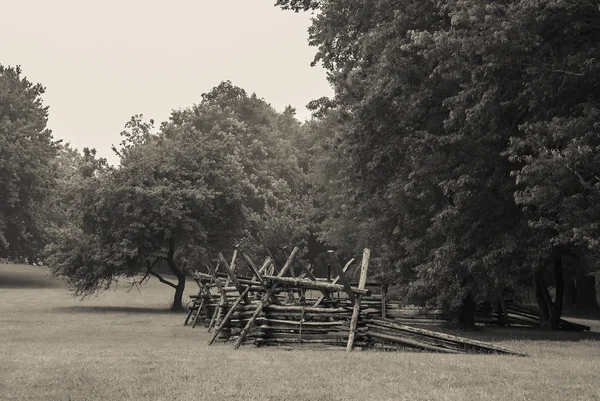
[{"xmin": 1, "ymin": 0, "xmax": 599, "ymax": 324}]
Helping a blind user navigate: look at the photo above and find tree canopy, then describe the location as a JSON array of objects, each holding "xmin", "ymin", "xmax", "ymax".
[
  {"xmin": 47, "ymin": 82, "xmax": 312, "ymax": 309},
  {"xmin": 0, "ymin": 65, "xmax": 58, "ymax": 261},
  {"xmin": 281, "ymin": 0, "xmax": 600, "ymax": 326}
]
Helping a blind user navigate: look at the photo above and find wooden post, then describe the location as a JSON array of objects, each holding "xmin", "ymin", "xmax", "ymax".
[
  {"xmin": 327, "ymin": 251, "xmax": 356, "ymax": 304},
  {"xmin": 314, "ymin": 258, "xmax": 355, "ymax": 307},
  {"xmin": 381, "ymin": 284, "xmax": 388, "ymax": 319},
  {"xmin": 208, "ymin": 257, "xmax": 272, "ymax": 345},
  {"xmin": 206, "ymin": 262, "xmax": 230, "ymax": 331},
  {"xmin": 239, "ymin": 250, "xmax": 281, "ymax": 305},
  {"xmin": 347, "ymin": 248, "xmax": 370, "ymax": 352},
  {"xmin": 218, "ymin": 251, "xmax": 251, "ymax": 305},
  {"xmin": 234, "ymin": 247, "xmax": 301, "ymax": 349},
  {"xmin": 259, "ymin": 275, "xmax": 370, "ymax": 295},
  {"xmin": 191, "ymin": 298, "xmax": 205, "ymax": 328}
]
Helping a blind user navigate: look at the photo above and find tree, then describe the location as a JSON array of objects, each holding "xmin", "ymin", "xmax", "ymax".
[
  {"xmin": 170, "ymin": 82, "xmax": 314, "ymax": 259},
  {"xmin": 279, "ymin": 0, "xmax": 600, "ymax": 327},
  {"xmin": 48, "ymin": 114, "xmax": 248, "ymax": 309},
  {"xmin": 48, "ymin": 83, "xmax": 313, "ymax": 309},
  {"xmin": 0, "ymin": 65, "xmax": 59, "ymax": 262}
]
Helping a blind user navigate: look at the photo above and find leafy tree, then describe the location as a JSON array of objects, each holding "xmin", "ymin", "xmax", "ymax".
[
  {"xmin": 48, "ymin": 83, "xmax": 313, "ymax": 309},
  {"xmin": 171, "ymin": 82, "xmax": 314, "ymax": 258},
  {"xmin": 48, "ymin": 114, "xmax": 248, "ymax": 309},
  {"xmin": 0, "ymin": 65, "xmax": 59, "ymax": 262},
  {"xmin": 280, "ymin": 0, "xmax": 600, "ymax": 327}
]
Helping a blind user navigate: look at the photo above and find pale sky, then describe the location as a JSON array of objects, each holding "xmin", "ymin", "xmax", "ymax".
[{"xmin": 1, "ymin": 0, "xmax": 331, "ymax": 164}]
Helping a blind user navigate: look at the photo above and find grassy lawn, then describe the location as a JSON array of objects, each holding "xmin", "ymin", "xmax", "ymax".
[{"xmin": 1, "ymin": 264, "xmax": 599, "ymax": 401}]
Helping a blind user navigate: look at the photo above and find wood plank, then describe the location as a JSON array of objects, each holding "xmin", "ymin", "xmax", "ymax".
[
  {"xmin": 367, "ymin": 331, "xmax": 462, "ymax": 354},
  {"xmin": 208, "ymin": 257, "xmax": 272, "ymax": 345},
  {"xmin": 381, "ymin": 285, "xmax": 387, "ymax": 318},
  {"xmin": 313, "ymin": 258, "xmax": 356, "ymax": 307},
  {"xmin": 239, "ymin": 251, "xmax": 281, "ymax": 305},
  {"xmin": 260, "ymin": 275, "xmax": 370, "ymax": 295},
  {"xmin": 218, "ymin": 251, "xmax": 251, "ymax": 305},
  {"xmin": 368, "ymin": 317, "xmax": 526, "ymax": 356},
  {"xmin": 347, "ymin": 248, "xmax": 370, "ymax": 352},
  {"xmin": 327, "ymin": 251, "xmax": 356, "ymax": 304},
  {"xmin": 234, "ymin": 246, "xmax": 301, "ymax": 349},
  {"xmin": 191, "ymin": 298, "xmax": 205, "ymax": 328}
]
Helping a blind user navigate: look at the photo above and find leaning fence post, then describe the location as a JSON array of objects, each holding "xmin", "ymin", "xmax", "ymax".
[{"xmin": 347, "ymin": 248, "xmax": 370, "ymax": 352}]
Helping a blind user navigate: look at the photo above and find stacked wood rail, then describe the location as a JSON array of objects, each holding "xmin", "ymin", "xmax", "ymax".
[
  {"xmin": 184, "ymin": 246, "xmax": 525, "ymax": 356},
  {"xmin": 475, "ymin": 302, "xmax": 591, "ymax": 331}
]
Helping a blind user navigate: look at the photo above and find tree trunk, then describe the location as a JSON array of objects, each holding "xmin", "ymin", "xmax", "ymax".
[
  {"xmin": 563, "ymin": 268, "xmax": 576, "ymax": 310},
  {"xmin": 458, "ymin": 292, "xmax": 475, "ymax": 329},
  {"xmin": 166, "ymin": 237, "xmax": 186, "ymax": 311},
  {"xmin": 534, "ymin": 249, "xmax": 566, "ymax": 330},
  {"xmin": 575, "ymin": 274, "xmax": 599, "ymax": 311},
  {"xmin": 534, "ymin": 272, "xmax": 550, "ymax": 328},
  {"xmin": 549, "ymin": 250, "xmax": 564, "ymax": 330}
]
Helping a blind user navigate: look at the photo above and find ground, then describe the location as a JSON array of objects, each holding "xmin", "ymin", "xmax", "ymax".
[{"xmin": 1, "ymin": 264, "xmax": 599, "ymax": 401}]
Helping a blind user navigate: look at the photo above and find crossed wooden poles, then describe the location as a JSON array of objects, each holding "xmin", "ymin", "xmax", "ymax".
[
  {"xmin": 185, "ymin": 247, "xmax": 525, "ymax": 356},
  {"xmin": 186, "ymin": 246, "xmax": 371, "ymax": 351}
]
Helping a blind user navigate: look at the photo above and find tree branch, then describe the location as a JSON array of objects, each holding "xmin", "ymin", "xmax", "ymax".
[{"xmin": 149, "ymin": 270, "xmax": 178, "ymax": 289}]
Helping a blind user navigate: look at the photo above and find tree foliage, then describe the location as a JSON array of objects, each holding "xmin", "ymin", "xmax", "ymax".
[
  {"xmin": 0, "ymin": 65, "xmax": 59, "ymax": 261},
  {"xmin": 47, "ymin": 82, "xmax": 312, "ymax": 308},
  {"xmin": 283, "ymin": 0, "xmax": 600, "ymax": 325}
]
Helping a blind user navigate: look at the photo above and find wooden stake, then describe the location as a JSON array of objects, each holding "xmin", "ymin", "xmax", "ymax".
[
  {"xmin": 218, "ymin": 251, "xmax": 251, "ymax": 305},
  {"xmin": 313, "ymin": 258, "xmax": 355, "ymax": 307},
  {"xmin": 234, "ymin": 247, "xmax": 301, "ymax": 349},
  {"xmin": 191, "ymin": 298, "xmax": 205, "ymax": 328},
  {"xmin": 260, "ymin": 275, "xmax": 370, "ymax": 295},
  {"xmin": 381, "ymin": 284, "xmax": 387, "ymax": 319},
  {"xmin": 347, "ymin": 248, "xmax": 370, "ymax": 351},
  {"xmin": 208, "ymin": 257, "xmax": 273, "ymax": 345},
  {"xmin": 327, "ymin": 251, "xmax": 356, "ymax": 304}
]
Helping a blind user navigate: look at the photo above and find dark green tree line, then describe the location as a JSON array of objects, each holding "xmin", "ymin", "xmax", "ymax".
[{"xmin": 279, "ymin": 0, "xmax": 600, "ymax": 327}]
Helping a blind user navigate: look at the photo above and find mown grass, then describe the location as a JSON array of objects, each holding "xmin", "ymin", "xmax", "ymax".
[{"xmin": 1, "ymin": 264, "xmax": 599, "ymax": 401}]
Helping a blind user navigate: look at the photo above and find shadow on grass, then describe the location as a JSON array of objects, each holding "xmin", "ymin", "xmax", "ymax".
[
  {"xmin": 55, "ymin": 305, "xmax": 180, "ymax": 314},
  {"xmin": 0, "ymin": 271, "xmax": 64, "ymax": 289},
  {"xmin": 460, "ymin": 326, "xmax": 600, "ymax": 343}
]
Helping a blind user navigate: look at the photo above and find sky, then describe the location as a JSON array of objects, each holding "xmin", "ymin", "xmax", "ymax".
[{"xmin": 1, "ymin": 0, "xmax": 332, "ymax": 164}]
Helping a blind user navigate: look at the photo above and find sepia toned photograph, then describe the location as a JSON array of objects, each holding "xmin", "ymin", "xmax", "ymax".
[{"xmin": 1, "ymin": 1, "xmax": 599, "ymax": 400}]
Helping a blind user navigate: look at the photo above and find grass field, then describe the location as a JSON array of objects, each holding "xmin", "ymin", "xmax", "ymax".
[{"xmin": 1, "ymin": 264, "xmax": 599, "ymax": 401}]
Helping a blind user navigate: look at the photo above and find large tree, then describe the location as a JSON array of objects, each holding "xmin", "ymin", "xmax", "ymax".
[
  {"xmin": 279, "ymin": 0, "xmax": 600, "ymax": 327},
  {"xmin": 48, "ymin": 113, "xmax": 248, "ymax": 309},
  {"xmin": 0, "ymin": 65, "xmax": 58, "ymax": 261},
  {"xmin": 48, "ymin": 83, "xmax": 313, "ymax": 309}
]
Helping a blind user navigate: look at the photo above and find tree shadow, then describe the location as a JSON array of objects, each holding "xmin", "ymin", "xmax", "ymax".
[
  {"xmin": 458, "ymin": 326, "xmax": 600, "ymax": 343},
  {"xmin": 0, "ymin": 271, "xmax": 64, "ymax": 289},
  {"xmin": 55, "ymin": 305, "xmax": 178, "ymax": 315},
  {"xmin": 54, "ymin": 305, "xmax": 182, "ymax": 315}
]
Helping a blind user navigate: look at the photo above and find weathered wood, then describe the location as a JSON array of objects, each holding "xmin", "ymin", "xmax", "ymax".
[
  {"xmin": 218, "ymin": 251, "xmax": 252, "ymax": 305},
  {"xmin": 327, "ymin": 251, "xmax": 356, "ymax": 304},
  {"xmin": 313, "ymin": 258, "xmax": 356, "ymax": 307},
  {"xmin": 368, "ymin": 317, "xmax": 526, "ymax": 356},
  {"xmin": 266, "ymin": 305, "xmax": 348, "ymax": 313},
  {"xmin": 239, "ymin": 251, "xmax": 281, "ymax": 306},
  {"xmin": 260, "ymin": 275, "xmax": 371, "ymax": 296},
  {"xmin": 381, "ymin": 285, "xmax": 387, "ymax": 318},
  {"xmin": 347, "ymin": 248, "xmax": 370, "ymax": 352},
  {"xmin": 184, "ymin": 306, "xmax": 195, "ymax": 326},
  {"xmin": 367, "ymin": 331, "xmax": 462, "ymax": 354},
  {"xmin": 193, "ymin": 277, "xmax": 213, "ymax": 300},
  {"xmin": 191, "ymin": 298, "xmax": 205, "ymax": 328},
  {"xmin": 234, "ymin": 246, "xmax": 301, "ymax": 349},
  {"xmin": 262, "ymin": 318, "xmax": 345, "ymax": 327},
  {"xmin": 208, "ymin": 257, "xmax": 273, "ymax": 345},
  {"xmin": 206, "ymin": 262, "xmax": 231, "ymax": 331}
]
